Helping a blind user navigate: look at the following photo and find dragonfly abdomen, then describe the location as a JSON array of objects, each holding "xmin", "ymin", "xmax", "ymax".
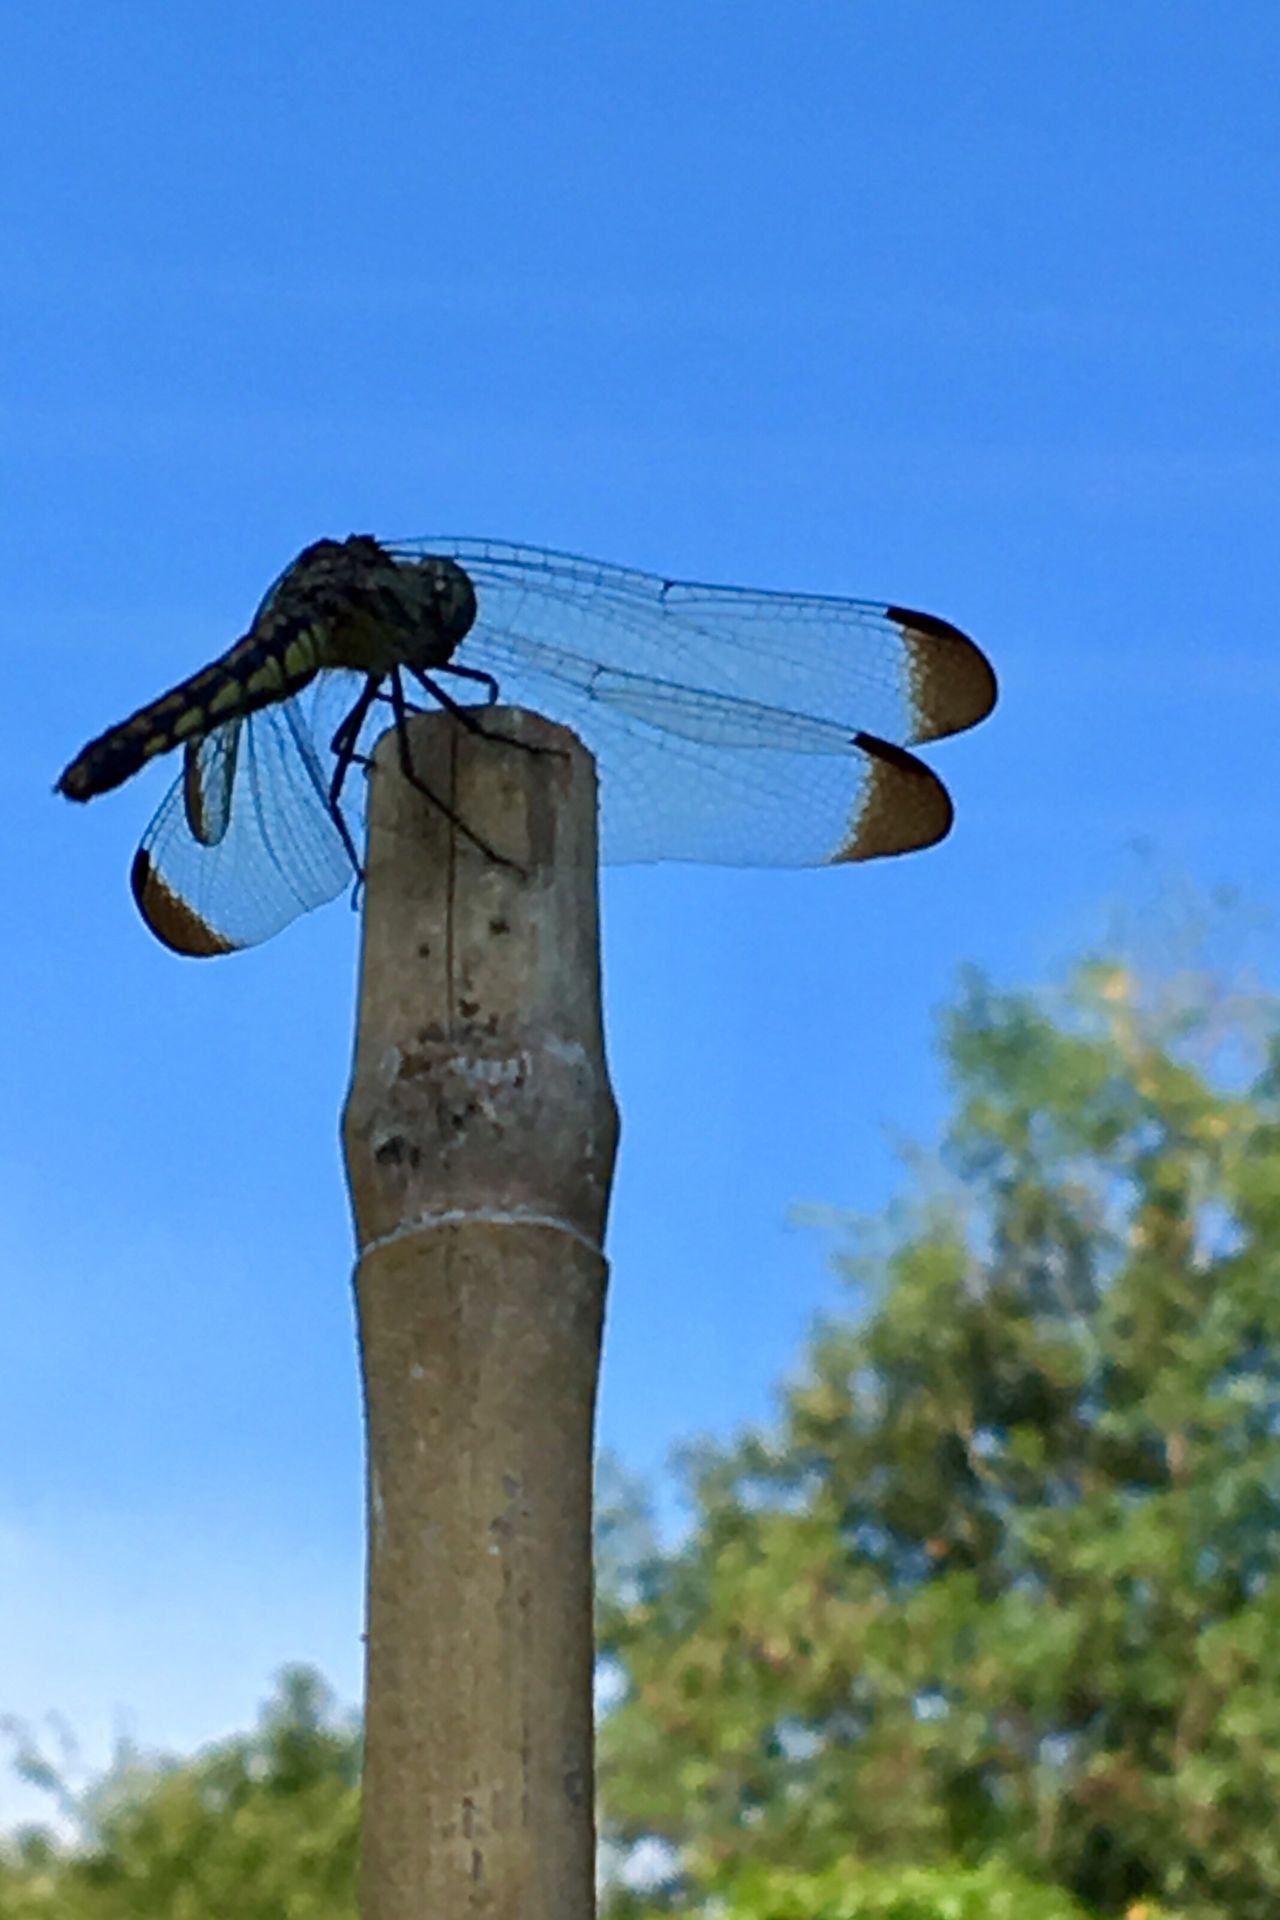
[{"xmin": 57, "ymin": 629, "xmax": 324, "ymax": 802}]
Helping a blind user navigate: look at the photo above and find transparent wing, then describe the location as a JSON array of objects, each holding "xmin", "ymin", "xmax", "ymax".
[
  {"xmin": 131, "ymin": 680, "xmax": 365, "ymax": 955},
  {"xmin": 182, "ymin": 723, "xmax": 240, "ymax": 846},
  {"xmin": 391, "ymin": 539, "xmax": 995, "ymax": 743},
  {"xmin": 387, "ymin": 538, "xmax": 994, "ymax": 867}
]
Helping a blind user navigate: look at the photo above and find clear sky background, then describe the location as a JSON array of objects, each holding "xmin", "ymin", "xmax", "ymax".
[{"xmin": 4, "ymin": 0, "xmax": 1280, "ymax": 1821}]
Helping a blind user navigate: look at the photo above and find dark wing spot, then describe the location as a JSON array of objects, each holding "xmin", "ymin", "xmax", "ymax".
[
  {"xmin": 131, "ymin": 850, "xmax": 238, "ymax": 958},
  {"xmin": 886, "ymin": 604, "xmax": 998, "ymax": 743},
  {"xmin": 832, "ymin": 731, "xmax": 954, "ymax": 861}
]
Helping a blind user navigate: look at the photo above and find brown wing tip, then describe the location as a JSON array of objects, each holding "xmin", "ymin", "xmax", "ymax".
[
  {"xmin": 886, "ymin": 603, "xmax": 998, "ymax": 743},
  {"xmin": 833, "ymin": 732, "xmax": 955, "ymax": 862},
  {"xmin": 131, "ymin": 850, "xmax": 237, "ymax": 958}
]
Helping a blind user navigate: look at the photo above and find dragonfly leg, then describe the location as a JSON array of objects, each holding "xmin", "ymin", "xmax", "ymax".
[
  {"xmin": 374, "ymin": 691, "xmax": 429, "ymax": 715},
  {"xmin": 327, "ymin": 675, "xmax": 383, "ymax": 885},
  {"xmin": 387, "ymin": 669, "xmax": 523, "ymax": 871},
  {"xmin": 406, "ymin": 666, "xmax": 563, "ymax": 760},
  {"xmin": 438, "ymin": 660, "xmax": 500, "ymax": 705},
  {"xmin": 330, "ymin": 674, "xmax": 386, "ymax": 765}
]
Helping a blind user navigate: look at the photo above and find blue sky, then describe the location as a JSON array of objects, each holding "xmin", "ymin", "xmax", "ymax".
[{"xmin": 5, "ymin": 0, "xmax": 1280, "ymax": 1816}]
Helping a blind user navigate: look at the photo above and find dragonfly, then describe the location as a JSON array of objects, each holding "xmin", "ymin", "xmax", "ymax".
[{"xmin": 57, "ymin": 534, "xmax": 997, "ymax": 957}]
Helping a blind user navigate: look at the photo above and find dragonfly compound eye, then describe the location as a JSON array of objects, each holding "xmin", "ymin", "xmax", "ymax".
[{"xmin": 427, "ymin": 558, "xmax": 478, "ymax": 646}]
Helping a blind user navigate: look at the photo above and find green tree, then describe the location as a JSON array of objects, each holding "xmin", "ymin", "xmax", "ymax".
[
  {"xmin": 0, "ymin": 1667, "xmax": 359, "ymax": 1918},
  {"xmin": 600, "ymin": 948, "xmax": 1280, "ymax": 1919},
  {"xmin": 665, "ymin": 1858, "xmax": 1106, "ymax": 1918}
]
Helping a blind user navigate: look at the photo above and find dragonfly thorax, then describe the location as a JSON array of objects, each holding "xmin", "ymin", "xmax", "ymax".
[{"xmin": 294, "ymin": 541, "xmax": 477, "ymax": 676}]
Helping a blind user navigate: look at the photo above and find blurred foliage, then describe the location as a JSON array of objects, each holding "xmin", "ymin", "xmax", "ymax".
[
  {"xmin": 600, "ymin": 934, "xmax": 1280, "ymax": 1919},
  {"xmin": 5, "ymin": 913, "xmax": 1279, "ymax": 1920},
  {"xmin": 632, "ymin": 1858, "xmax": 1108, "ymax": 1917},
  {"xmin": 0, "ymin": 1668, "xmax": 358, "ymax": 1918}
]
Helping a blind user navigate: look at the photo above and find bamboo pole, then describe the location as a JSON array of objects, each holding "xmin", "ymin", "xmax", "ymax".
[{"xmin": 343, "ymin": 708, "xmax": 619, "ymax": 1920}]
